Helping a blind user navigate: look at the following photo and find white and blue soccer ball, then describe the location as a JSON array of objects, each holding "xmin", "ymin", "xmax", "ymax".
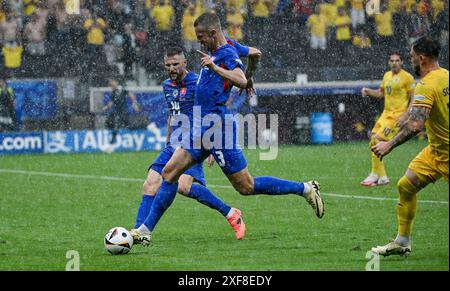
[{"xmin": 104, "ymin": 227, "xmax": 133, "ymax": 255}]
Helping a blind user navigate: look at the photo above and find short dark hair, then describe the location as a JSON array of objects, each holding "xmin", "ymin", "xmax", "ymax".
[
  {"xmin": 165, "ymin": 46, "xmax": 185, "ymax": 58},
  {"xmin": 194, "ymin": 12, "xmax": 221, "ymax": 30},
  {"xmin": 412, "ymin": 36, "xmax": 441, "ymax": 59},
  {"xmin": 390, "ymin": 51, "xmax": 403, "ymax": 61}
]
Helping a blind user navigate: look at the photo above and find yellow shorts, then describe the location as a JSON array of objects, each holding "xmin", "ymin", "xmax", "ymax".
[
  {"xmin": 409, "ymin": 145, "xmax": 449, "ymax": 183},
  {"xmin": 372, "ymin": 111, "xmax": 403, "ymax": 140}
]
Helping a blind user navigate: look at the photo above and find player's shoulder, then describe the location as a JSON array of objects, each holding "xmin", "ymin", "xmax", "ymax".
[
  {"xmin": 383, "ymin": 71, "xmax": 392, "ymax": 79},
  {"xmin": 400, "ymin": 69, "xmax": 414, "ymax": 79},
  {"xmin": 184, "ymin": 71, "xmax": 199, "ymax": 84},
  {"xmin": 421, "ymin": 68, "xmax": 449, "ymax": 86},
  {"xmin": 162, "ymin": 78, "xmax": 172, "ymax": 87},
  {"xmin": 217, "ymin": 44, "xmax": 240, "ymax": 57}
]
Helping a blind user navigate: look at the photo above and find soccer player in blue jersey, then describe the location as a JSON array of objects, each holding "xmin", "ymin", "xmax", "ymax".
[
  {"xmin": 131, "ymin": 44, "xmax": 256, "ymax": 240},
  {"xmin": 132, "ymin": 13, "xmax": 324, "ymax": 245}
]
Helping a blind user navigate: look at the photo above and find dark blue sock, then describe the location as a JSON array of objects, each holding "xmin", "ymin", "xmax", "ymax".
[
  {"xmin": 188, "ymin": 184, "xmax": 231, "ymax": 217},
  {"xmin": 134, "ymin": 194, "xmax": 155, "ymax": 228},
  {"xmin": 254, "ymin": 176, "xmax": 305, "ymax": 195},
  {"xmin": 143, "ymin": 181, "xmax": 178, "ymax": 231}
]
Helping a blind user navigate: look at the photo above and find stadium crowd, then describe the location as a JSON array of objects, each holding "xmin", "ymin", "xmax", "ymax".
[{"xmin": 0, "ymin": 0, "xmax": 448, "ymax": 84}]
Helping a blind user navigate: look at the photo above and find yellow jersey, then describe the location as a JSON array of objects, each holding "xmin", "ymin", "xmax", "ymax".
[
  {"xmin": 380, "ymin": 69, "xmax": 416, "ymax": 114},
  {"xmin": 412, "ymin": 68, "xmax": 449, "ymax": 162}
]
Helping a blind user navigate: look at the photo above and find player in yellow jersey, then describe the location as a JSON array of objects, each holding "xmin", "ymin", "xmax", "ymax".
[
  {"xmin": 371, "ymin": 36, "xmax": 449, "ymax": 256},
  {"xmin": 360, "ymin": 52, "xmax": 416, "ymax": 186}
]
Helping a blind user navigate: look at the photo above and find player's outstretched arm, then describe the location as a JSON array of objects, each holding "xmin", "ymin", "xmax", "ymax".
[
  {"xmin": 371, "ymin": 106, "xmax": 429, "ymax": 159},
  {"xmin": 239, "ymin": 47, "xmax": 262, "ymax": 96},
  {"xmin": 362, "ymin": 87, "xmax": 383, "ymax": 98}
]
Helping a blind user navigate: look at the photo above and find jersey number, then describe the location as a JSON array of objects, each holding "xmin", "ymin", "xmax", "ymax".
[
  {"xmin": 386, "ymin": 86, "xmax": 392, "ymax": 95},
  {"xmin": 170, "ymin": 101, "xmax": 180, "ymax": 115},
  {"xmin": 215, "ymin": 150, "xmax": 226, "ymax": 167}
]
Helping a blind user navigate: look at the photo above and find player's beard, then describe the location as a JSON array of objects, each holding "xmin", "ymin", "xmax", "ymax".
[{"xmin": 413, "ymin": 63, "xmax": 421, "ymax": 77}]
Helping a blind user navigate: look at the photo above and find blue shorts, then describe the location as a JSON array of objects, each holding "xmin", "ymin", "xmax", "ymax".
[
  {"xmin": 185, "ymin": 113, "xmax": 247, "ymax": 175},
  {"xmin": 149, "ymin": 145, "xmax": 206, "ymax": 186}
]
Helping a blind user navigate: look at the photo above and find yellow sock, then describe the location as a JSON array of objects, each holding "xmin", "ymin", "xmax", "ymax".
[
  {"xmin": 396, "ymin": 176, "xmax": 420, "ymax": 237},
  {"xmin": 371, "ymin": 153, "xmax": 386, "ymax": 177},
  {"xmin": 369, "ymin": 138, "xmax": 386, "ymax": 176}
]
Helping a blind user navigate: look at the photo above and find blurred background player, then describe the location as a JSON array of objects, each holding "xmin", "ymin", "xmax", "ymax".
[
  {"xmin": 132, "ymin": 46, "xmax": 254, "ymax": 241},
  {"xmin": 360, "ymin": 52, "xmax": 416, "ymax": 186},
  {"xmin": 371, "ymin": 36, "xmax": 449, "ymax": 256},
  {"xmin": 102, "ymin": 76, "xmax": 140, "ymax": 148},
  {"xmin": 131, "ymin": 12, "xmax": 324, "ymax": 246},
  {"xmin": 0, "ymin": 77, "xmax": 18, "ymax": 132}
]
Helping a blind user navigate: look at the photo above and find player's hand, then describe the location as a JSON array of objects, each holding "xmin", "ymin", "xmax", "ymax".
[
  {"xmin": 361, "ymin": 88, "xmax": 369, "ymax": 97},
  {"xmin": 371, "ymin": 141, "xmax": 392, "ymax": 160},
  {"xmin": 197, "ymin": 50, "xmax": 215, "ymax": 69},
  {"xmin": 238, "ymin": 77, "xmax": 256, "ymax": 97},
  {"xmin": 207, "ymin": 154, "xmax": 215, "ymax": 167}
]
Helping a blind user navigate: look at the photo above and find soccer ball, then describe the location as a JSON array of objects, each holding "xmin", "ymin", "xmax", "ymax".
[{"xmin": 104, "ymin": 227, "xmax": 133, "ymax": 255}]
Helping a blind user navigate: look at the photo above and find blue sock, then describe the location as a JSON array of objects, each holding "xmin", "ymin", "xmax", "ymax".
[
  {"xmin": 188, "ymin": 184, "xmax": 231, "ymax": 217},
  {"xmin": 254, "ymin": 176, "xmax": 305, "ymax": 195},
  {"xmin": 142, "ymin": 181, "xmax": 178, "ymax": 231},
  {"xmin": 134, "ymin": 194, "xmax": 155, "ymax": 228}
]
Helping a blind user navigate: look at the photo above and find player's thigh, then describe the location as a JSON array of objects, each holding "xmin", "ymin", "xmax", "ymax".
[
  {"xmin": 149, "ymin": 146, "xmax": 174, "ymax": 176},
  {"xmin": 212, "ymin": 147, "xmax": 248, "ymax": 176},
  {"xmin": 177, "ymin": 174, "xmax": 194, "ymax": 196},
  {"xmin": 373, "ymin": 114, "xmax": 398, "ymax": 141},
  {"xmin": 407, "ymin": 146, "xmax": 445, "ymax": 186},
  {"xmin": 162, "ymin": 147, "xmax": 197, "ymax": 182},
  {"xmin": 183, "ymin": 162, "xmax": 206, "ymax": 187},
  {"xmin": 143, "ymin": 169, "xmax": 163, "ymax": 195}
]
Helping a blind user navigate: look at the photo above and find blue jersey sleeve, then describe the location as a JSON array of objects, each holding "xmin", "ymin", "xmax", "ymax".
[
  {"xmin": 227, "ymin": 38, "xmax": 250, "ymax": 57},
  {"xmin": 221, "ymin": 48, "xmax": 245, "ymax": 71}
]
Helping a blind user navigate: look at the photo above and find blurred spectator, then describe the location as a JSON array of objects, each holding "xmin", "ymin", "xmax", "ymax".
[
  {"xmin": 408, "ymin": 4, "xmax": 430, "ymax": 45},
  {"xmin": 8, "ymin": 0, "xmax": 24, "ymax": 19},
  {"xmin": 292, "ymin": 0, "xmax": 314, "ymax": 25},
  {"xmin": 83, "ymin": 9, "xmax": 108, "ymax": 84},
  {"xmin": 334, "ymin": 6, "xmax": 351, "ymax": 56},
  {"xmin": 24, "ymin": 12, "xmax": 47, "ymax": 56},
  {"xmin": 374, "ymin": 5, "xmax": 394, "ymax": 46},
  {"xmin": 103, "ymin": 76, "xmax": 140, "ymax": 145},
  {"xmin": 150, "ymin": 0, "xmax": 175, "ymax": 71},
  {"xmin": 181, "ymin": 3, "xmax": 200, "ymax": 54},
  {"xmin": 350, "ymin": 0, "xmax": 365, "ymax": 29},
  {"xmin": 247, "ymin": 0, "xmax": 270, "ymax": 48},
  {"xmin": 0, "ymin": 77, "xmax": 18, "ymax": 132},
  {"xmin": 23, "ymin": 0, "xmax": 40, "ymax": 17},
  {"xmin": 226, "ymin": 3, "xmax": 244, "ymax": 41},
  {"xmin": 320, "ymin": 0, "xmax": 337, "ymax": 27},
  {"xmin": 121, "ymin": 22, "xmax": 137, "ymax": 80},
  {"xmin": 0, "ymin": 7, "xmax": 5, "ymax": 24},
  {"xmin": 307, "ymin": 5, "xmax": 327, "ymax": 50},
  {"xmin": 352, "ymin": 29, "xmax": 372, "ymax": 49}
]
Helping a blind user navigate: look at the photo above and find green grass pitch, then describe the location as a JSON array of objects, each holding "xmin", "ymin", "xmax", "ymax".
[{"xmin": 0, "ymin": 140, "xmax": 448, "ymax": 271}]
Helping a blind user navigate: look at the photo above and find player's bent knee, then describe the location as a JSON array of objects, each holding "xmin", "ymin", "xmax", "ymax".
[
  {"xmin": 161, "ymin": 165, "xmax": 178, "ymax": 183},
  {"xmin": 235, "ymin": 183, "xmax": 254, "ymax": 196},
  {"xmin": 143, "ymin": 180, "xmax": 159, "ymax": 195},
  {"xmin": 177, "ymin": 184, "xmax": 191, "ymax": 196}
]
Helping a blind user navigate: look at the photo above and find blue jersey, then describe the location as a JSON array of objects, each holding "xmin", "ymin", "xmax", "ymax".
[
  {"xmin": 195, "ymin": 43, "xmax": 245, "ymax": 116},
  {"xmin": 226, "ymin": 38, "xmax": 250, "ymax": 57},
  {"xmin": 162, "ymin": 71, "xmax": 198, "ymax": 131}
]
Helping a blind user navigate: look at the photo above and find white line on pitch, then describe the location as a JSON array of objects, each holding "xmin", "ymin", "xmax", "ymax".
[{"xmin": 0, "ymin": 168, "xmax": 448, "ymax": 205}]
